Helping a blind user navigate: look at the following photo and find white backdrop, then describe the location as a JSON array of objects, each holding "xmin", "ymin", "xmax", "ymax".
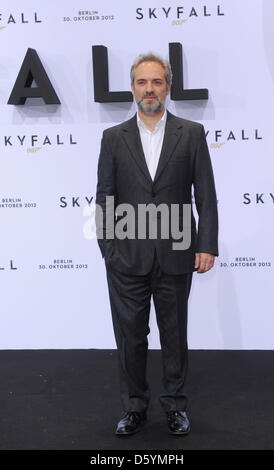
[{"xmin": 0, "ymin": 0, "xmax": 273, "ymax": 349}]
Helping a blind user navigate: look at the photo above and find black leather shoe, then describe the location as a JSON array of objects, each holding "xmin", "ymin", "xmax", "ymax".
[
  {"xmin": 115, "ymin": 411, "xmax": 147, "ymax": 436},
  {"xmin": 166, "ymin": 410, "xmax": 190, "ymax": 435}
]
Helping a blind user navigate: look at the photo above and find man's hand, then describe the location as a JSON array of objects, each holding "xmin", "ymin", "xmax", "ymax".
[{"xmin": 195, "ymin": 253, "xmax": 215, "ymax": 273}]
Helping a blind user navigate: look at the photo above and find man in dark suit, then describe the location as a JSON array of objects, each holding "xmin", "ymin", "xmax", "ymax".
[{"xmin": 95, "ymin": 52, "xmax": 218, "ymax": 436}]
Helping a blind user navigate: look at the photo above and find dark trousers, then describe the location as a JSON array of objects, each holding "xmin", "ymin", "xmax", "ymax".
[{"xmin": 105, "ymin": 249, "xmax": 193, "ymax": 413}]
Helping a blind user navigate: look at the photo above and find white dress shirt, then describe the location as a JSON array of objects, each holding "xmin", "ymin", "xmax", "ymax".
[{"xmin": 137, "ymin": 109, "xmax": 167, "ymax": 181}]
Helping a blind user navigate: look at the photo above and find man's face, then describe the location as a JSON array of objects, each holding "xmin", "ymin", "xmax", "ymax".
[{"xmin": 131, "ymin": 61, "xmax": 170, "ymax": 115}]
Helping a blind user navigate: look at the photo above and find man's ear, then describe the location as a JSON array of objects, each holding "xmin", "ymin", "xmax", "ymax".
[{"xmin": 131, "ymin": 82, "xmax": 135, "ymax": 96}]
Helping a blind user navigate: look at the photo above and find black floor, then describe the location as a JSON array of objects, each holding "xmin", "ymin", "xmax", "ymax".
[{"xmin": 0, "ymin": 350, "xmax": 273, "ymax": 450}]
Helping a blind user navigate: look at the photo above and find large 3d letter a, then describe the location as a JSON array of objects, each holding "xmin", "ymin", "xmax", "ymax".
[{"xmin": 8, "ymin": 48, "xmax": 60, "ymax": 105}]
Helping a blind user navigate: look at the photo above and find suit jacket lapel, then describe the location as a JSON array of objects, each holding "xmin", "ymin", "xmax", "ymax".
[
  {"xmin": 153, "ymin": 110, "xmax": 183, "ymax": 184},
  {"xmin": 122, "ymin": 110, "xmax": 183, "ymax": 185},
  {"xmin": 122, "ymin": 114, "xmax": 153, "ymax": 184}
]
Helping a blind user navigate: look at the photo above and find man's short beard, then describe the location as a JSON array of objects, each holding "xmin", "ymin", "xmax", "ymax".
[{"xmin": 137, "ymin": 97, "xmax": 165, "ymax": 115}]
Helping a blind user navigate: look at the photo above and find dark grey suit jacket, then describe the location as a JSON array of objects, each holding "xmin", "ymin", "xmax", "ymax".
[{"xmin": 95, "ymin": 110, "xmax": 218, "ymax": 275}]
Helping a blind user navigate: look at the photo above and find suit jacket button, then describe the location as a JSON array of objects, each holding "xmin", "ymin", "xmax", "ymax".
[{"xmin": 151, "ymin": 190, "xmax": 155, "ymax": 197}]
